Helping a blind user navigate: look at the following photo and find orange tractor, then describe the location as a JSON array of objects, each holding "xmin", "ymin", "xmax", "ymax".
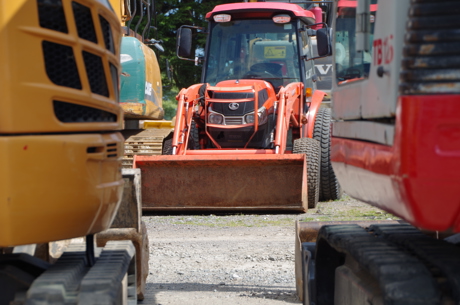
[{"xmin": 134, "ymin": 1, "xmax": 337, "ymax": 212}]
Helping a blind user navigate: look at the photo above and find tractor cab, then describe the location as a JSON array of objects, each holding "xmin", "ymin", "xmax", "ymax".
[
  {"xmin": 203, "ymin": 18, "xmax": 303, "ymax": 93},
  {"xmin": 176, "ymin": 2, "xmax": 331, "ymax": 150}
]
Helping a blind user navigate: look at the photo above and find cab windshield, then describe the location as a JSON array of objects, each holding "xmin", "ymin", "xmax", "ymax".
[
  {"xmin": 204, "ymin": 19, "xmax": 301, "ymax": 88},
  {"xmin": 335, "ymin": 1, "xmax": 377, "ymax": 82}
]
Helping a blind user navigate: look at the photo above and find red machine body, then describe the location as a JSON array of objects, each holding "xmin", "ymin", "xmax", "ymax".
[
  {"xmin": 330, "ymin": 0, "xmax": 460, "ymax": 233},
  {"xmin": 332, "ymin": 96, "xmax": 460, "ymax": 232}
]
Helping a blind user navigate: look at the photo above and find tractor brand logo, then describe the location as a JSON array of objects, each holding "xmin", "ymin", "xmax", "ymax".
[{"xmin": 228, "ymin": 103, "xmax": 239, "ymax": 110}]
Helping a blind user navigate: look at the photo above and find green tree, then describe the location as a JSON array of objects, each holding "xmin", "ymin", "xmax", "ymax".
[
  {"xmin": 153, "ymin": 0, "xmax": 233, "ymax": 89},
  {"xmin": 128, "ymin": 0, "xmax": 234, "ymax": 119}
]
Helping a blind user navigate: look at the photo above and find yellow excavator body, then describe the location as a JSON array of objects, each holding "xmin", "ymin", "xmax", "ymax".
[{"xmin": 0, "ymin": 0, "xmax": 124, "ymax": 247}]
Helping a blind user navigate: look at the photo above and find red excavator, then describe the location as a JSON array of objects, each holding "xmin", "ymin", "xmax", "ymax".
[
  {"xmin": 295, "ymin": 0, "xmax": 460, "ymax": 304},
  {"xmin": 134, "ymin": 1, "xmax": 337, "ymax": 212}
]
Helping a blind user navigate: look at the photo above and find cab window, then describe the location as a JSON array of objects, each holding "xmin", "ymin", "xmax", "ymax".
[{"xmin": 335, "ymin": 0, "xmax": 377, "ymax": 83}]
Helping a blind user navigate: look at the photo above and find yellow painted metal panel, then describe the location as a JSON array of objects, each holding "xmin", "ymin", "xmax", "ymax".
[
  {"xmin": 141, "ymin": 43, "xmax": 164, "ymax": 120},
  {"xmin": 143, "ymin": 120, "xmax": 174, "ymax": 129},
  {"xmin": 0, "ymin": 132, "xmax": 124, "ymax": 247},
  {"xmin": 0, "ymin": 0, "xmax": 123, "ymax": 134}
]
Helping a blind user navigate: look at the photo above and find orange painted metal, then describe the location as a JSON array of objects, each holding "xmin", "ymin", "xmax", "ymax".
[
  {"xmin": 185, "ymin": 149, "xmax": 277, "ymax": 155},
  {"xmin": 135, "ymin": 154, "xmax": 308, "ymax": 211},
  {"xmin": 140, "ymin": 80, "xmax": 315, "ymax": 212}
]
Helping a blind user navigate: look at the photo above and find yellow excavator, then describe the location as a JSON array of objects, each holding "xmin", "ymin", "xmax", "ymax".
[
  {"xmin": 110, "ymin": 0, "xmax": 174, "ymax": 168},
  {"xmin": 0, "ymin": 0, "xmax": 145, "ymax": 303}
]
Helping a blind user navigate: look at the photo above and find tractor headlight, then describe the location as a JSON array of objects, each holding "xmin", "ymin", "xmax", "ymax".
[
  {"xmin": 245, "ymin": 107, "xmax": 267, "ymax": 125},
  {"xmin": 208, "ymin": 112, "xmax": 224, "ymax": 124}
]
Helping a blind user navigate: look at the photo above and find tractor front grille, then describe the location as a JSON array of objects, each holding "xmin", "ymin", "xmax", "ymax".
[{"xmin": 224, "ymin": 117, "xmax": 244, "ymax": 125}]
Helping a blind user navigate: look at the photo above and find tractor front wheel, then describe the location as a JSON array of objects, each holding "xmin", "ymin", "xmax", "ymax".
[
  {"xmin": 293, "ymin": 137, "xmax": 320, "ymax": 209},
  {"xmin": 313, "ymin": 108, "xmax": 343, "ymax": 201}
]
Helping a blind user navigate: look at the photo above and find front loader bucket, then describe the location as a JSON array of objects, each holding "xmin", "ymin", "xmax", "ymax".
[{"xmin": 135, "ymin": 154, "xmax": 308, "ymax": 212}]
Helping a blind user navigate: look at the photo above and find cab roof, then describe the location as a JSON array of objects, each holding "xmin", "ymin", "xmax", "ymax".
[{"xmin": 205, "ymin": 2, "xmax": 316, "ymax": 25}]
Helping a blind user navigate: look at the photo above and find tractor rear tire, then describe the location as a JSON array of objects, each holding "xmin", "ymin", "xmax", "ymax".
[
  {"xmin": 188, "ymin": 121, "xmax": 200, "ymax": 150},
  {"xmin": 162, "ymin": 132, "xmax": 173, "ymax": 155},
  {"xmin": 293, "ymin": 137, "xmax": 320, "ymax": 209},
  {"xmin": 313, "ymin": 108, "xmax": 343, "ymax": 201},
  {"xmin": 161, "ymin": 121, "xmax": 199, "ymax": 155}
]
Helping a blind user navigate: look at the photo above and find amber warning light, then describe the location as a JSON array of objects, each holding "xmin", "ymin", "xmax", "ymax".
[
  {"xmin": 214, "ymin": 14, "xmax": 231, "ymax": 22},
  {"xmin": 273, "ymin": 14, "xmax": 291, "ymax": 24}
]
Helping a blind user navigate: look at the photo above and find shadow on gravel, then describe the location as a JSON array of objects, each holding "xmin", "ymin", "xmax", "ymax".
[{"xmin": 142, "ymin": 282, "xmax": 300, "ymax": 304}]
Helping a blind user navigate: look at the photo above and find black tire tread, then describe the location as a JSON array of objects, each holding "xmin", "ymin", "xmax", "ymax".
[
  {"xmin": 293, "ymin": 137, "xmax": 320, "ymax": 208},
  {"xmin": 312, "ymin": 108, "xmax": 342, "ymax": 201},
  {"xmin": 162, "ymin": 132, "xmax": 173, "ymax": 155}
]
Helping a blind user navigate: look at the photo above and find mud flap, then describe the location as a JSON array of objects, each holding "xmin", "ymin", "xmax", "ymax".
[{"xmin": 135, "ymin": 154, "xmax": 308, "ymax": 212}]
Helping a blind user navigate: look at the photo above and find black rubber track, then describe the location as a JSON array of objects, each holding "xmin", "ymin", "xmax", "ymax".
[
  {"xmin": 370, "ymin": 224, "xmax": 460, "ymax": 304},
  {"xmin": 312, "ymin": 108, "xmax": 342, "ymax": 201},
  {"xmin": 293, "ymin": 137, "xmax": 320, "ymax": 208},
  {"xmin": 400, "ymin": 0, "xmax": 460, "ymax": 95},
  {"xmin": 24, "ymin": 242, "xmax": 136, "ymax": 305},
  {"xmin": 315, "ymin": 223, "xmax": 460, "ymax": 305}
]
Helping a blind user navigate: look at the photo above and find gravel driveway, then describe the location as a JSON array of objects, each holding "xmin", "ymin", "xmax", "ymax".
[{"xmin": 140, "ymin": 196, "xmax": 397, "ymax": 304}]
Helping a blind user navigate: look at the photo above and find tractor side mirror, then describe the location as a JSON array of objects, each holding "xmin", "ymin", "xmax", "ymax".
[
  {"xmin": 316, "ymin": 27, "xmax": 332, "ymax": 57},
  {"xmin": 177, "ymin": 26, "xmax": 192, "ymax": 59},
  {"xmin": 176, "ymin": 25, "xmax": 205, "ymax": 62}
]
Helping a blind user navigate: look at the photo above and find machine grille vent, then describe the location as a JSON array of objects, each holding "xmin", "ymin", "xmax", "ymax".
[
  {"xmin": 110, "ymin": 63, "xmax": 119, "ymax": 102},
  {"xmin": 400, "ymin": 0, "xmax": 460, "ymax": 94},
  {"xmin": 37, "ymin": 0, "xmax": 68, "ymax": 33},
  {"xmin": 211, "ymin": 92, "xmax": 256, "ymax": 116},
  {"xmin": 54, "ymin": 100, "xmax": 117, "ymax": 123},
  {"xmin": 83, "ymin": 51, "xmax": 109, "ymax": 97},
  {"xmin": 43, "ymin": 41, "xmax": 82, "ymax": 89},
  {"xmin": 100, "ymin": 16, "xmax": 116, "ymax": 54},
  {"xmin": 39, "ymin": 2, "xmax": 117, "ymax": 99},
  {"xmin": 106, "ymin": 143, "xmax": 118, "ymax": 158},
  {"xmin": 225, "ymin": 117, "xmax": 244, "ymax": 125},
  {"xmin": 72, "ymin": 2, "xmax": 98, "ymax": 44},
  {"xmin": 213, "ymin": 92, "xmax": 255, "ymax": 100}
]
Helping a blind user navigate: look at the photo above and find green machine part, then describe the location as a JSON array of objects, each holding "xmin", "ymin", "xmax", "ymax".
[{"xmin": 120, "ymin": 37, "xmax": 164, "ymax": 120}]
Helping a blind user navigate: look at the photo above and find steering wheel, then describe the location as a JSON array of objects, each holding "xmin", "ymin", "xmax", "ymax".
[
  {"xmin": 243, "ymin": 62, "xmax": 282, "ymax": 78},
  {"xmin": 242, "ymin": 70, "xmax": 277, "ymax": 79}
]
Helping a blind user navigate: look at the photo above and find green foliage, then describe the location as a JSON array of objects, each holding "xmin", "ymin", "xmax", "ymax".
[
  {"xmin": 154, "ymin": 0, "xmax": 233, "ymax": 89},
  {"xmin": 162, "ymin": 86, "xmax": 178, "ymax": 120},
  {"xmin": 135, "ymin": 1, "xmax": 233, "ymax": 88},
  {"xmin": 127, "ymin": 0, "xmax": 234, "ymax": 114}
]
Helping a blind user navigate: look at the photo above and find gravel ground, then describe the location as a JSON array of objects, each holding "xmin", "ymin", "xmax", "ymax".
[{"xmin": 140, "ymin": 196, "xmax": 398, "ymax": 305}]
